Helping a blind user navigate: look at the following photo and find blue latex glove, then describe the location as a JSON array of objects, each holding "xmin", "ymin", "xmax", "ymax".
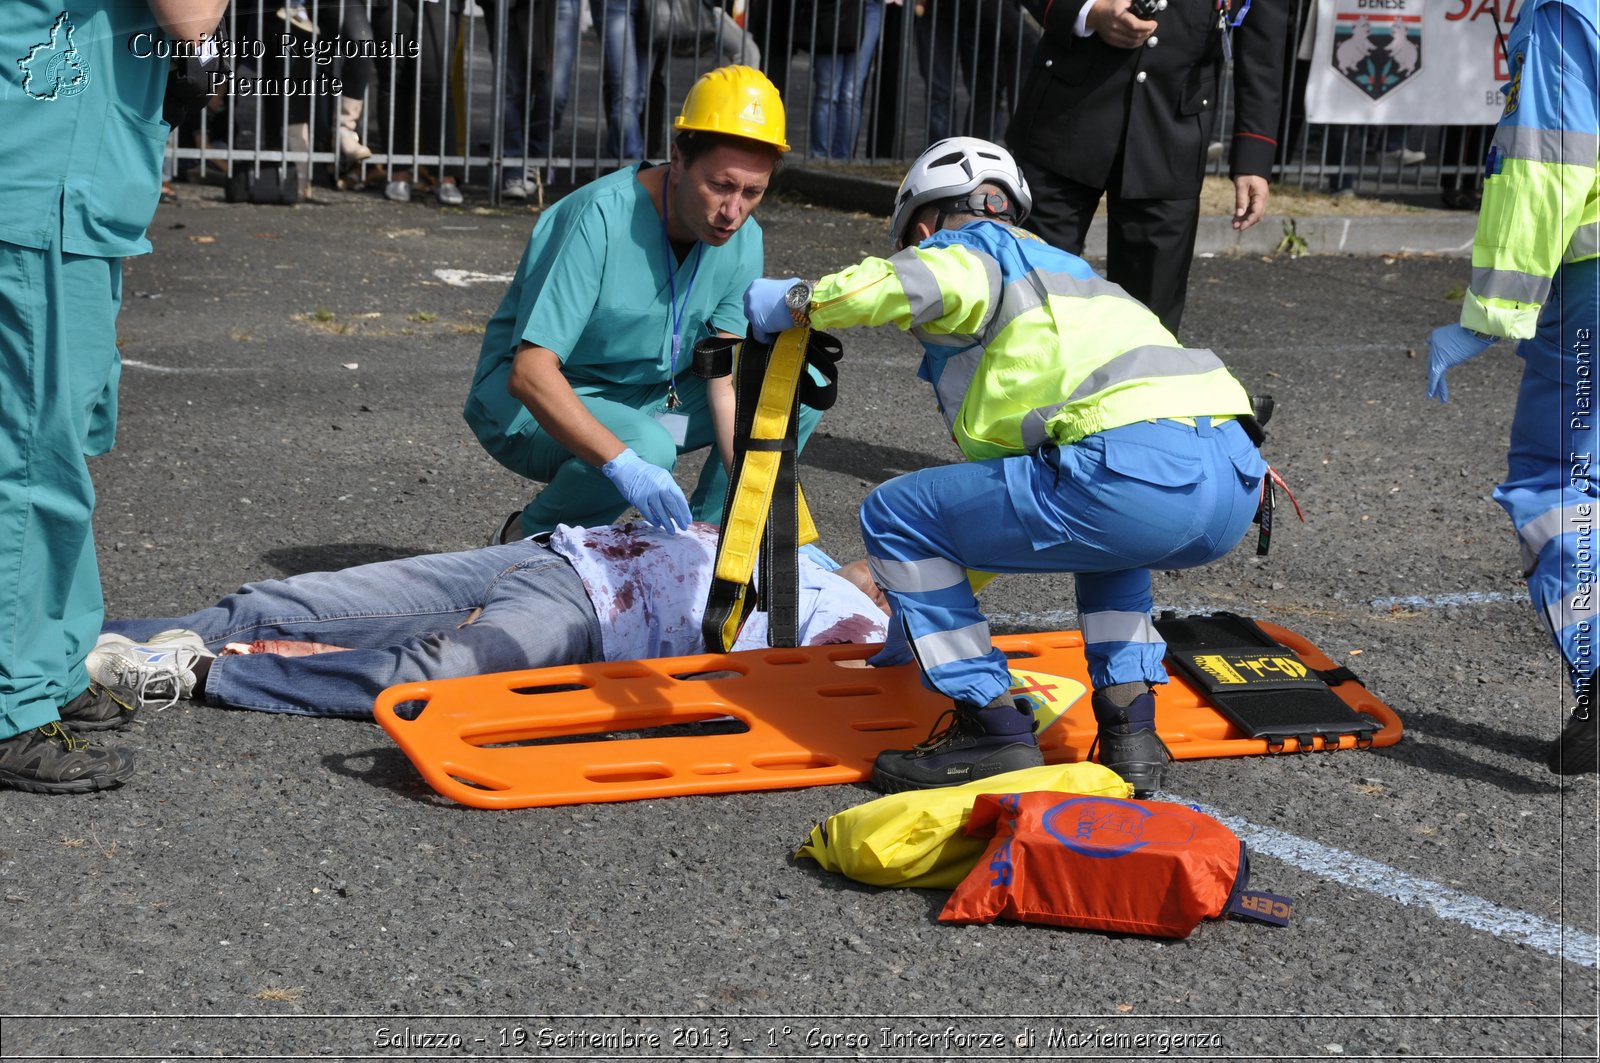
[
  {"xmin": 1427, "ymin": 324, "xmax": 1496, "ymax": 404},
  {"xmin": 743, "ymin": 276, "xmax": 803, "ymax": 343},
  {"xmin": 601, "ymin": 448, "xmax": 692, "ymax": 534},
  {"xmin": 867, "ymin": 617, "xmax": 914, "ymax": 668}
]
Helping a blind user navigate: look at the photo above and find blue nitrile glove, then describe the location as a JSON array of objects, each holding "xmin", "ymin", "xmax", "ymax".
[
  {"xmin": 743, "ymin": 276, "xmax": 803, "ymax": 343},
  {"xmin": 1426, "ymin": 324, "xmax": 1496, "ymax": 404},
  {"xmin": 867, "ymin": 616, "xmax": 914, "ymax": 668},
  {"xmin": 601, "ymin": 448, "xmax": 692, "ymax": 534}
]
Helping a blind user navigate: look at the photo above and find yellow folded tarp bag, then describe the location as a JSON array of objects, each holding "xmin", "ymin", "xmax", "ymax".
[{"xmin": 794, "ymin": 763, "xmax": 1132, "ymax": 890}]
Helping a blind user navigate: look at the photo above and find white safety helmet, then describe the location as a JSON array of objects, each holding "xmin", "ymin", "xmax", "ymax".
[{"xmin": 888, "ymin": 137, "xmax": 1033, "ymax": 249}]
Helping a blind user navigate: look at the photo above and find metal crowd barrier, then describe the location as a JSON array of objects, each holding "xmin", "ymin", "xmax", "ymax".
[{"xmin": 168, "ymin": 0, "xmax": 1486, "ymax": 207}]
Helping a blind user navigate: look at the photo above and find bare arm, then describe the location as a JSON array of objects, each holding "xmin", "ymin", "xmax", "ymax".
[
  {"xmin": 708, "ymin": 333, "xmax": 739, "ymax": 472},
  {"xmin": 507, "ymin": 343, "xmax": 628, "ymax": 467},
  {"xmin": 145, "ymin": 0, "xmax": 229, "ymax": 43}
]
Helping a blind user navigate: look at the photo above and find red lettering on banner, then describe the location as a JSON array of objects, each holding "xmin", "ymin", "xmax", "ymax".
[{"xmin": 1445, "ymin": 0, "xmax": 1521, "ymax": 20}]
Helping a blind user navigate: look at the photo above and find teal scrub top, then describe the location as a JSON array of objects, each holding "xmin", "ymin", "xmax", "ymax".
[
  {"xmin": 0, "ymin": 0, "xmax": 171, "ymax": 257},
  {"xmin": 470, "ymin": 163, "xmax": 763, "ymax": 396}
]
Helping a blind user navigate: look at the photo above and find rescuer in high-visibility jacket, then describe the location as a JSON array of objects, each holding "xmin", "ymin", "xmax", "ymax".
[
  {"xmin": 745, "ymin": 138, "xmax": 1267, "ymax": 795},
  {"xmin": 1425, "ymin": 0, "xmax": 1600, "ymax": 776}
]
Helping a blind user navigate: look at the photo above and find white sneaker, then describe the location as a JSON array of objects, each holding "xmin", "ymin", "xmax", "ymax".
[
  {"xmin": 277, "ymin": 4, "xmax": 318, "ymax": 34},
  {"xmin": 88, "ymin": 630, "xmax": 213, "ymax": 710},
  {"xmin": 502, "ymin": 176, "xmax": 529, "ymax": 200},
  {"xmin": 1382, "ymin": 147, "xmax": 1426, "ymax": 166}
]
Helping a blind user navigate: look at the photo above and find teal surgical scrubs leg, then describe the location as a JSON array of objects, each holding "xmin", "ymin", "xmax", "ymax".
[
  {"xmin": 0, "ymin": 241, "xmax": 121, "ymax": 740},
  {"xmin": 478, "ymin": 372, "xmax": 823, "ymax": 535}
]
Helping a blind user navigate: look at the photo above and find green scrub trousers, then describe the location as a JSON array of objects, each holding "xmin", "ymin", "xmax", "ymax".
[{"xmin": 0, "ymin": 240, "xmax": 121, "ymax": 739}]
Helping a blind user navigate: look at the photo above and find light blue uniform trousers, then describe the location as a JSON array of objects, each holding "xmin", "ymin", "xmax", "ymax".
[
  {"xmin": 0, "ymin": 240, "xmax": 121, "ymax": 739},
  {"xmin": 860, "ymin": 417, "xmax": 1266, "ymax": 707},
  {"xmin": 1495, "ymin": 257, "xmax": 1600, "ymax": 691}
]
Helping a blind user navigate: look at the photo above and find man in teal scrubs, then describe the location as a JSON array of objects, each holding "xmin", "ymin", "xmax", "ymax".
[
  {"xmin": 465, "ymin": 64, "xmax": 821, "ymax": 541},
  {"xmin": 0, "ymin": 0, "xmax": 226, "ymax": 793}
]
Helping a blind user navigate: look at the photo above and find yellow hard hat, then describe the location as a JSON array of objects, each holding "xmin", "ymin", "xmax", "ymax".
[{"xmin": 672, "ymin": 64, "xmax": 789, "ymax": 152}]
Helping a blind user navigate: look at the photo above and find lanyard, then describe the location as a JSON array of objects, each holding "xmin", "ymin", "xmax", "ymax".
[
  {"xmin": 1217, "ymin": 0, "xmax": 1249, "ymax": 61},
  {"xmin": 659, "ymin": 169, "xmax": 704, "ymax": 410}
]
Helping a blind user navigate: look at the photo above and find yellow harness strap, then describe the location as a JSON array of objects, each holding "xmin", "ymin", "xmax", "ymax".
[{"xmin": 701, "ymin": 326, "xmax": 837, "ymax": 651}]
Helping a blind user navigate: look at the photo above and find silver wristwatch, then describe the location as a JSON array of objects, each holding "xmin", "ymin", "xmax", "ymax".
[{"xmin": 784, "ymin": 280, "xmax": 813, "ymax": 329}]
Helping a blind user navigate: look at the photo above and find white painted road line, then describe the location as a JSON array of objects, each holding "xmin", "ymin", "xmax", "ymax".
[
  {"xmin": 1182, "ymin": 797, "xmax": 1600, "ymax": 970},
  {"xmin": 119, "ymin": 358, "xmax": 257, "ymax": 374},
  {"xmin": 1371, "ymin": 590, "xmax": 1532, "ymax": 609},
  {"xmin": 433, "ymin": 268, "xmax": 515, "ymax": 288}
]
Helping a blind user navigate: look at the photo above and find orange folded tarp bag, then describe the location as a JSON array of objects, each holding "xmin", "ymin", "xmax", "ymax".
[{"xmin": 939, "ymin": 792, "xmax": 1291, "ymax": 938}]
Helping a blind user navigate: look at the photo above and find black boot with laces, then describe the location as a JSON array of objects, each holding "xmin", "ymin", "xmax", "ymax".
[{"xmin": 871, "ymin": 693, "xmax": 1043, "ymax": 793}]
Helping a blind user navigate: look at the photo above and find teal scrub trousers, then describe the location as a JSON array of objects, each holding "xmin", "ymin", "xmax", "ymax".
[
  {"xmin": 0, "ymin": 239, "xmax": 121, "ymax": 740},
  {"xmin": 472, "ymin": 368, "xmax": 824, "ymax": 536}
]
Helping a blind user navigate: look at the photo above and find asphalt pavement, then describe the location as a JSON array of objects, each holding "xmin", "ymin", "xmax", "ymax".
[{"xmin": 0, "ymin": 179, "xmax": 1595, "ymax": 1061}]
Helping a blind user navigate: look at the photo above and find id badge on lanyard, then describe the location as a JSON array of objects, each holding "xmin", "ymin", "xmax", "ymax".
[{"xmin": 1218, "ymin": 0, "xmax": 1250, "ymax": 62}]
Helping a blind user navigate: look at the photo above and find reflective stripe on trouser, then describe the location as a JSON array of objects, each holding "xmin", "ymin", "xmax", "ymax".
[
  {"xmin": 0, "ymin": 241, "xmax": 121, "ymax": 738},
  {"xmin": 859, "ymin": 418, "xmax": 1265, "ymax": 706},
  {"xmin": 1494, "ymin": 258, "xmax": 1600, "ymax": 686},
  {"xmin": 473, "ymin": 370, "xmax": 824, "ymax": 535}
]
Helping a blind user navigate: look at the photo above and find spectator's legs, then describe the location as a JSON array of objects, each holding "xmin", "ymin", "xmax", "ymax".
[
  {"xmin": 1017, "ymin": 162, "xmax": 1102, "ymax": 256},
  {"xmin": 914, "ymin": 1, "xmax": 965, "ymax": 142},
  {"xmin": 589, "ymin": 0, "xmax": 645, "ymax": 158},
  {"xmin": 1102, "ymin": 189, "xmax": 1201, "ymax": 337}
]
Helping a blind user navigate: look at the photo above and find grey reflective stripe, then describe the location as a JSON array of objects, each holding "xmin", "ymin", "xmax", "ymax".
[
  {"xmin": 889, "ymin": 248, "xmax": 946, "ymax": 325},
  {"xmin": 867, "ymin": 554, "xmax": 967, "ymax": 594},
  {"xmin": 1546, "ymin": 594, "xmax": 1600, "ymax": 637},
  {"xmin": 1491, "ymin": 125, "xmax": 1600, "ymax": 167},
  {"xmin": 910, "ymin": 327, "xmax": 978, "ymax": 349},
  {"xmin": 1520, "ymin": 505, "xmax": 1600, "ymax": 575},
  {"xmin": 982, "ymin": 267, "xmax": 1137, "ymax": 345},
  {"xmin": 1566, "ymin": 221, "xmax": 1600, "ymax": 262},
  {"xmin": 1021, "ymin": 345, "xmax": 1222, "ymax": 449},
  {"xmin": 929, "ymin": 347, "xmax": 983, "ymax": 433},
  {"xmin": 1020, "ymin": 404, "xmax": 1066, "ymax": 451},
  {"xmin": 1033, "ymin": 267, "xmax": 1132, "ymax": 301},
  {"xmin": 981, "ymin": 275, "xmax": 1046, "ymax": 346},
  {"xmin": 1471, "ymin": 265, "xmax": 1554, "ymax": 305},
  {"xmin": 913, "ymin": 620, "xmax": 993, "ymax": 670},
  {"xmin": 1081, "ymin": 609, "xmax": 1160, "ymax": 646}
]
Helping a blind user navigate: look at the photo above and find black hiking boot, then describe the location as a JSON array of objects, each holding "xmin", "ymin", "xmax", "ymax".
[
  {"xmin": 0, "ymin": 721, "xmax": 134, "ymax": 794},
  {"xmin": 1089, "ymin": 688, "xmax": 1171, "ymax": 798},
  {"xmin": 57, "ymin": 685, "xmax": 132, "ymax": 732},
  {"xmin": 871, "ymin": 693, "xmax": 1043, "ymax": 793},
  {"xmin": 1549, "ymin": 675, "xmax": 1598, "ymax": 775}
]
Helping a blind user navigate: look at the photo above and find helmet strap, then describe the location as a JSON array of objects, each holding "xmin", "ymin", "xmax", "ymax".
[{"xmin": 931, "ymin": 191, "xmax": 1017, "ymax": 236}]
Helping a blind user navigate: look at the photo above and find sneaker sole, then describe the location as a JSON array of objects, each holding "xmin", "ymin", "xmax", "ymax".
[
  {"xmin": 870, "ymin": 751, "xmax": 1043, "ymax": 794},
  {"xmin": 0, "ymin": 765, "xmax": 131, "ymax": 794}
]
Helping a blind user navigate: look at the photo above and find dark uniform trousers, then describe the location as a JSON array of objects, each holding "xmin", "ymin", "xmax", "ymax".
[{"xmin": 1007, "ymin": 0, "xmax": 1288, "ymax": 336}]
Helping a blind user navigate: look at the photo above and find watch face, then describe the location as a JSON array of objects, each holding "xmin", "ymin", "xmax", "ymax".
[{"xmin": 786, "ymin": 283, "xmax": 811, "ymax": 311}]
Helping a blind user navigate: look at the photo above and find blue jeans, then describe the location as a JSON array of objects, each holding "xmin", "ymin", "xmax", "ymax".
[
  {"xmin": 809, "ymin": 0, "xmax": 883, "ymax": 159},
  {"xmin": 101, "ymin": 542, "xmax": 603, "ymax": 718},
  {"xmin": 859, "ymin": 418, "xmax": 1265, "ymax": 706},
  {"xmin": 591, "ymin": 0, "xmax": 645, "ymax": 158},
  {"xmin": 498, "ymin": 0, "xmax": 580, "ymax": 159}
]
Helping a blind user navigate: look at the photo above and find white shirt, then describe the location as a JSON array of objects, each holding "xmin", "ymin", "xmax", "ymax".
[{"xmin": 547, "ymin": 523, "xmax": 888, "ymax": 662}]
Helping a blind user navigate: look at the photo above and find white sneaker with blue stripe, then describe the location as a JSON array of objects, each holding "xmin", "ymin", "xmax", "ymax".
[{"xmin": 87, "ymin": 630, "xmax": 214, "ymax": 710}]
